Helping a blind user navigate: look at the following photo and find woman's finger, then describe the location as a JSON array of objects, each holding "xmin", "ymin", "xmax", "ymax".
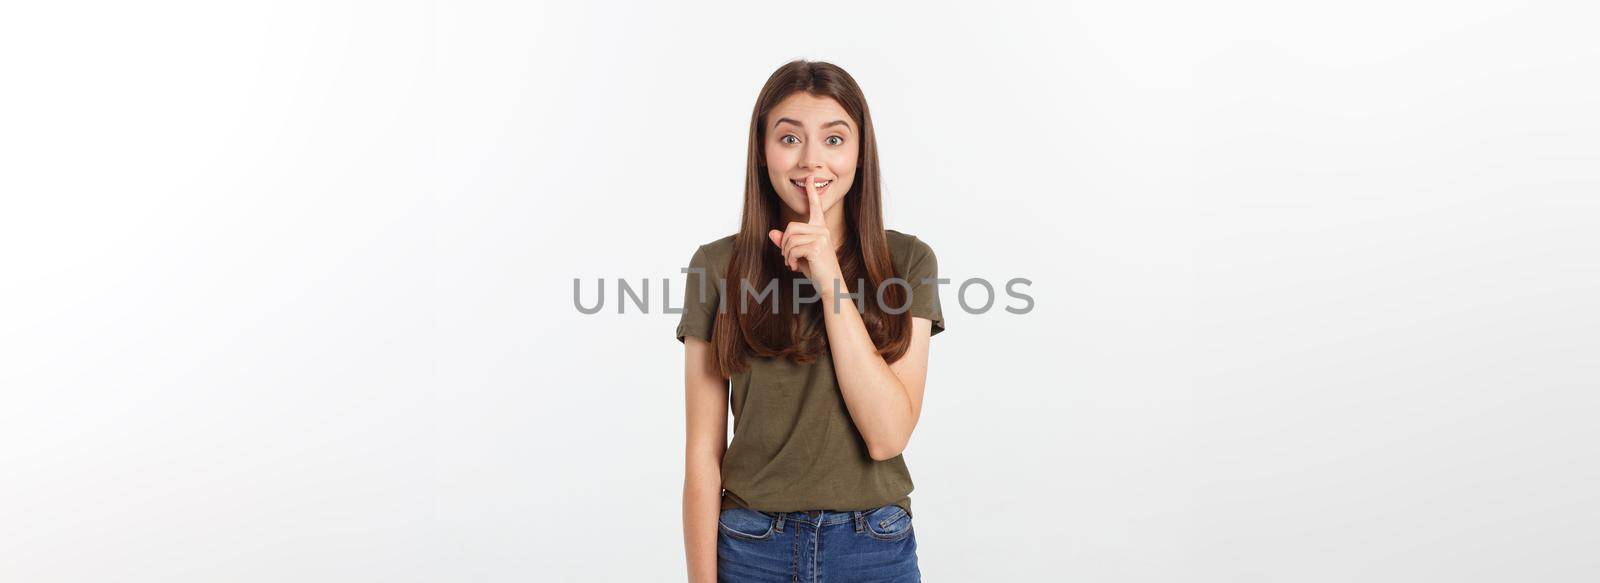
[
  {"xmin": 783, "ymin": 234, "xmax": 816, "ymax": 256},
  {"xmin": 807, "ymin": 180, "xmax": 825, "ymax": 226},
  {"xmin": 782, "ymin": 221, "xmax": 822, "ymax": 238},
  {"xmin": 784, "ymin": 235, "xmax": 817, "ymax": 272}
]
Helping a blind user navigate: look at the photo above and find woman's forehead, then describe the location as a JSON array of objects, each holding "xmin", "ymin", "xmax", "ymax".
[{"xmin": 769, "ymin": 93, "xmax": 852, "ymax": 128}]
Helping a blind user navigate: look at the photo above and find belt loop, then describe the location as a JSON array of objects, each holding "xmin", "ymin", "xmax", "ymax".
[
  {"xmin": 852, "ymin": 510, "xmax": 865, "ymax": 533},
  {"xmin": 773, "ymin": 512, "xmax": 786, "ymax": 533}
]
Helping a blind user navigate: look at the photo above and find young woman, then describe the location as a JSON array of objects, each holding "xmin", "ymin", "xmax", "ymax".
[{"xmin": 677, "ymin": 60, "xmax": 945, "ymax": 583}]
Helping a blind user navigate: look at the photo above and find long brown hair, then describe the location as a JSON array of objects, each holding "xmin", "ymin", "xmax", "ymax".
[{"xmin": 710, "ymin": 59, "xmax": 911, "ymax": 378}]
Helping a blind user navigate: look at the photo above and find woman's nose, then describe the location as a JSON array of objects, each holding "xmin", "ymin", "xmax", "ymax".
[{"xmin": 799, "ymin": 145, "xmax": 824, "ymax": 169}]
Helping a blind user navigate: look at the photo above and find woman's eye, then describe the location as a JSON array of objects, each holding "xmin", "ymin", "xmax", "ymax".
[
  {"xmin": 826, "ymin": 136, "xmax": 844, "ymax": 146},
  {"xmin": 780, "ymin": 135, "xmax": 799, "ymax": 145}
]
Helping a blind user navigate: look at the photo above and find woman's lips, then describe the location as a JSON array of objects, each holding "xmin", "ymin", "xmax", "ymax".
[{"xmin": 791, "ymin": 178, "xmax": 832, "ymax": 195}]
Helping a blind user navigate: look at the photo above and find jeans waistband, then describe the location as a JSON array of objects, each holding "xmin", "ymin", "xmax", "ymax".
[
  {"xmin": 779, "ymin": 509, "xmax": 858, "ymax": 526},
  {"xmin": 757, "ymin": 506, "xmax": 896, "ymax": 533}
]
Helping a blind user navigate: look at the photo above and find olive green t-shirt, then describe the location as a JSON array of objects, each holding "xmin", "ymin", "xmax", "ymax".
[{"xmin": 675, "ymin": 229, "xmax": 945, "ymax": 519}]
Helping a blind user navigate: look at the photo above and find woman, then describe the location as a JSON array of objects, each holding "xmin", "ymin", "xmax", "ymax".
[{"xmin": 677, "ymin": 60, "xmax": 944, "ymax": 583}]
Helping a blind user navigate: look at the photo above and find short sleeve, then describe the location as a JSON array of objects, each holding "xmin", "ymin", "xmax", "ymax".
[
  {"xmin": 675, "ymin": 245, "xmax": 721, "ymax": 343},
  {"xmin": 904, "ymin": 236, "xmax": 946, "ymax": 337}
]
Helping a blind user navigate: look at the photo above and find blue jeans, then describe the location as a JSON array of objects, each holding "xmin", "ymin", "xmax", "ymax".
[{"xmin": 717, "ymin": 503, "xmax": 920, "ymax": 583}]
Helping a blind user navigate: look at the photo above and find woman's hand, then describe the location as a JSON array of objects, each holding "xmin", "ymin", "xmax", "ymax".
[{"xmin": 767, "ymin": 175, "xmax": 843, "ymax": 283}]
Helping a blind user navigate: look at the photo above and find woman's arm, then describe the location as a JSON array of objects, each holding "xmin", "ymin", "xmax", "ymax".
[
  {"xmin": 817, "ymin": 289, "xmax": 933, "ymax": 461},
  {"xmin": 770, "ymin": 184, "xmax": 933, "ymax": 461},
  {"xmin": 682, "ymin": 336, "xmax": 728, "ymax": 583}
]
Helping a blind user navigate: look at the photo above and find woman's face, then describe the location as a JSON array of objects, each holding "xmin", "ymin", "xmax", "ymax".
[{"xmin": 763, "ymin": 92, "xmax": 859, "ymax": 221}]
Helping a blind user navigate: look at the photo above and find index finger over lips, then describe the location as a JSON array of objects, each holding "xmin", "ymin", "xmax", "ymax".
[{"xmin": 806, "ymin": 175, "xmax": 825, "ymax": 226}]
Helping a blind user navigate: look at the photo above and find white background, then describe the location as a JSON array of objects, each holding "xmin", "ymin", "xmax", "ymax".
[{"xmin": 2, "ymin": 1, "xmax": 1597, "ymax": 581}]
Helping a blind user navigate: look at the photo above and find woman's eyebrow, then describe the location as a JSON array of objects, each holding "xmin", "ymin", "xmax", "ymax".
[{"xmin": 773, "ymin": 117, "xmax": 853, "ymax": 131}]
